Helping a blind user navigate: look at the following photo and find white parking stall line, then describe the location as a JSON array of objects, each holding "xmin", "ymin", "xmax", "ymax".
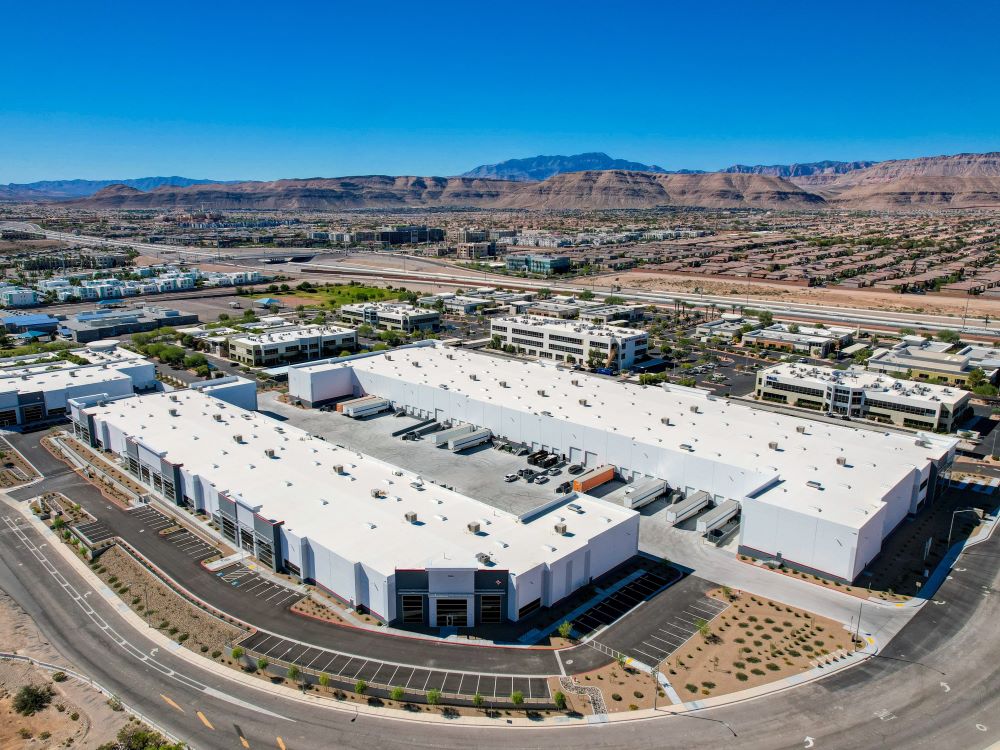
[
  {"xmin": 634, "ymin": 646, "xmax": 667, "ymax": 662},
  {"xmin": 659, "ymin": 623, "xmax": 693, "ymax": 638},
  {"xmin": 305, "ymin": 650, "xmax": 326, "ymax": 670},
  {"xmin": 646, "ymin": 633, "xmax": 680, "ymax": 647},
  {"xmin": 385, "ymin": 665, "xmax": 400, "ymax": 687},
  {"xmin": 265, "ymin": 587, "xmax": 292, "ymax": 602}
]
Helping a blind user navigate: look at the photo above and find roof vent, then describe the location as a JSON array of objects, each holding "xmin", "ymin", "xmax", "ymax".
[
  {"xmin": 571, "ymin": 379, "xmax": 579, "ymax": 386},
  {"xmin": 469, "ymin": 373, "xmax": 478, "ymax": 380},
  {"xmin": 679, "ymin": 443, "xmax": 694, "ymax": 452},
  {"xmin": 213, "ymin": 413, "xmax": 223, "ymax": 422},
  {"xmin": 384, "ymin": 354, "xmax": 392, "ymax": 360},
  {"xmin": 806, "ymin": 480, "xmax": 823, "ymax": 489},
  {"xmin": 661, "ymin": 417, "xmax": 672, "ymax": 426},
  {"xmin": 554, "ymin": 523, "xmax": 568, "ymax": 535},
  {"xmin": 537, "ymin": 389, "xmax": 546, "ymax": 397},
  {"xmin": 333, "ymin": 464, "xmax": 344, "ymax": 474},
  {"xmin": 690, "ymin": 405, "xmax": 700, "ymax": 414},
  {"xmin": 836, "ymin": 456, "xmax": 847, "ymax": 466},
  {"xmin": 499, "ymin": 380, "xmax": 508, "ymax": 388},
  {"xmin": 467, "ymin": 521, "xmax": 481, "ymax": 534},
  {"xmin": 768, "ymin": 441, "xmax": 779, "ymax": 450},
  {"xmin": 233, "ymin": 434, "xmax": 243, "ymax": 444},
  {"xmin": 475, "ymin": 551, "xmax": 491, "ymax": 564},
  {"xmin": 168, "ymin": 408, "xmax": 178, "ymax": 417},
  {"xmin": 578, "ymin": 398, "xmax": 588, "ymax": 406},
  {"xmin": 264, "ymin": 448, "xmax": 275, "ymax": 458},
  {"xmin": 370, "ymin": 488, "xmax": 387, "ymax": 498},
  {"xmin": 796, "ymin": 425, "xmax": 806, "ymax": 434},
  {"xmin": 404, "ymin": 511, "xmax": 418, "ymax": 523}
]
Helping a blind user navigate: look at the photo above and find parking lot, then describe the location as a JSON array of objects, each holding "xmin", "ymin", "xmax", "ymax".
[
  {"xmin": 595, "ymin": 574, "xmax": 729, "ymax": 668},
  {"xmin": 237, "ymin": 630, "xmax": 550, "ymax": 699},
  {"xmin": 570, "ymin": 566, "xmax": 680, "ymax": 638},
  {"xmin": 215, "ymin": 564, "xmax": 303, "ymax": 609},
  {"xmin": 260, "ymin": 391, "xmax": 563, "ymax": 514},
  {"xmin": 161, "ymin": 527, "xmax": 220, "ymax": 561},
  {"xmin": 72, "ymin": 519, "xmax": 115, "ymax": 545},
  {"xmin": 128, "ymin": 505, "xmax": 180, "ymax": 533}
]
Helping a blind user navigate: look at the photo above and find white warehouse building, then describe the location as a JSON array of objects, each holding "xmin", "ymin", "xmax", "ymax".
[
  {"xmin": 69, "ymin": 387, "xmax": 638, "ymax": 627},
  {"xmin": 288, "ymin": 344, "xmax": 958, "ymax": 583}
]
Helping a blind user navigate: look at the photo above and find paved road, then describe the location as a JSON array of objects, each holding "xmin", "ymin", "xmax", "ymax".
[{"xmin": 2, "ymin": 488, "xmax": 998, "ymax": 750}]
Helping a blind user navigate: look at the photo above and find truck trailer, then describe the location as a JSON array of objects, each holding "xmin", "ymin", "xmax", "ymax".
[
  {"xmin": 665, "ymin": 490, "xmax": 711, "ymax": 526},
  {"xmin": 622, "ymin": 479, "xmax": 668, "ymax": 510},
  {"xmin": 434, "ymin": 424, "xmax": 474, "ymax": 445},
  {"xmin": 448, "ymin": 427, "xmax": 493, "ymax": 452},
  {"xmin": 343, "ymin": 397, "xmax": 391, "ymax": 418},
  {"xmin": 696, "ymin": 499, "xmax": 740, "ymax": 533},
  {"xmin": 573, "ymin": 465, "xmax": 615, "ymax": 494}
]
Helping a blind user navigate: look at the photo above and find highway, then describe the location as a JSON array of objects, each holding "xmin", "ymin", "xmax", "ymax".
[
  {"xmin": 4, "ymin": 222, "xmax": 995, "ymax": 337},
  {"xmin": 1, "ymin": 487, "xmax": 998, "ymax": 749}
]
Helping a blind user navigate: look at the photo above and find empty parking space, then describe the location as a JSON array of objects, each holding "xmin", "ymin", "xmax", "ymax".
[
  {"xmin": 161, "ymin": 528, "xmax": 219, "ymax": 561},
  {"xmin": 571, "ymin": 567, "xmax": 678, "ymax": 637},
  {"xmin": 73, "ymin": 520, "xmax": 115, "ymax": 545},
  {"xmin": 233, "ymin": 630, "xmax": 550, "ymax": 700},
  {"xmin": 628, "ymin": 595, "xmax": 729, "ymax": 666},
  {"xmin": 212, "ymin": 564, "xmax": 302, "ymax": 610},
  {"xmin": 128, "ymin": 506, "xmax": 178, "ymax": 532}
]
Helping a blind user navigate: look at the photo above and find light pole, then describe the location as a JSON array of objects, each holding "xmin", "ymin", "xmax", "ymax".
[{"xmin": 947, "ymin": 507, "xmax": 981, "ymax": 549}]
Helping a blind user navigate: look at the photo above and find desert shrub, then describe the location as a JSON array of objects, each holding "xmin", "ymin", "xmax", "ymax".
[
  {"xmin": 13, "ymin": 685, "xmax": 53, "ymax": 716},
  {"xmin": 735, "ymin": 673, "xmax": 749, "ymax": 682}
]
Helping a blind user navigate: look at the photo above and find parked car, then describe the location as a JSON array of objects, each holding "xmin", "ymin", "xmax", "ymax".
[
  {"xmin": 568, "ymin": 464, "xmax": 584, "ymax": 475},
  {"xmin": 533, "ymin": 475, "xmax": 549, "ymax": 485},
  {"xmin": 504, "ymin": 473, "xmax": 518, "ymax": 483},
  {"xmin": 546, "ymin": 467, "xmax": 561, "ymax": 476}
]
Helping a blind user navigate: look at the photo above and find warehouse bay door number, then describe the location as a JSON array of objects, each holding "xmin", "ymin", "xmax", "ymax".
[{"xmin": 436, "ymin": 598, "xmax": 468, "ymax": 627}]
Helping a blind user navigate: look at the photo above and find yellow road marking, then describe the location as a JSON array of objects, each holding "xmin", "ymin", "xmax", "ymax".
[
  {"xmin": 277, "ymin": 738, "xmax": 287, "ymax": 750},
  {"xmin": 159, "ymin": 694, "xmax": 184, "ymax": 712},
  {"xmin": 196, "ymin": 711, "xmax": 215, "ymax": 730}
]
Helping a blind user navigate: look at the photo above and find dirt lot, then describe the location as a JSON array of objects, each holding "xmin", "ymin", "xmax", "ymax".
[{"xmin": 0, "ymin": 591, "xmax": 128, "ymax": 749}]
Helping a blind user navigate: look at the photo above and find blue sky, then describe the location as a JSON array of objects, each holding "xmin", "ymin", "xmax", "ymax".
[{"xmin": 3, "ymin": 1, "xmax": 998, "ymax": 182}]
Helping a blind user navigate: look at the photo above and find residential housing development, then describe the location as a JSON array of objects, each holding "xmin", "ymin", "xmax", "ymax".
[
  {"xmin": 490, "ymin": 315, "xmax": 649, "ymax": 369},
  {"xmin": 288, "ymin": 343, "xmax": 957, "ymax": 583},
  {"xmin": 69, "ymin": 386, "xmax": 639, "ymax": 627},
  {"xmin": 755, "ymin": 362, "xmax": 972, "ymax": 431}
]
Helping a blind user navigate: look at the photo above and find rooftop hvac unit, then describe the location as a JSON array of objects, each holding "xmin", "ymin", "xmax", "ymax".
[
  {"xmin": 836, "ymin": 456, "xmax": 847, "ymax": 465},
  {"xmin": 499, "ymin": 380, "xmax": 508, "ymax": 388},
  {"xmin": 806, "ymin": 480, "xmax": 823, "ymax": 489},
  {"xmin": 680, "ymin": 443, "xmax": 694, "ymax": 452},
  {"xmin": 233, "ymin": 434, "xmax": 243, "ymax": 444},
  {"xmin": 579, "ymin": 398, "xmax": 588, "ymax": 406},
  {"xmin": 554, "ymin": 522, "xmax": 568, "ymax": 535},
  {"xmin": 768, "ymin": 441, "xmax": 779, "ymax": 450},
  {"xmin": 537, "ymin": 389, "xmax": 546, "ymax": 396},
  {"xmin": 446, "ymin": 353, "xmax": 454, "ymax": 359},
  {"xmin": 690, "ymin": 405, "xmax": 700, "ymax": 413},
  {"xmin": 333, "ymin": 464, "xmax": 344, "ymax": 474},
  {"xmin": 411, "ymin": 361, "xmax": 420, "ymax": 367},
  {"xmin": 467, "ymin": 521, "xmax": 481, "ymax": 534},
  {"xmin": 475, "ymin": 551, "xmax": 491, "ymax": 564},
  {"xmin": 567, "ymin": 504, "xmax": 583, "ymax": 513},
  {"xmin": 384, "ymin": 354, "xmax": 392, "ymax": 360},
  {"xmin": 169, "ymin": 394, "xmax": 178, "ymax": 402},
  {"xmin": 469, "ymin": 373, "xmax": 478, "ymax": 380},
  {"xmin": 370, "ymin": 488, "xmax": 386, "ymax": 498},
  {"xmin": 264, "ymin": 448, "xmax": 275, "ymax": 458},
  {"xmin": 168, "ymin": 408, "xmax": 178, "ymax": 417},
  {"xmin": 796, "ymin": 425, "xmax": 806, "ymax": 434},
  {"xmin": 571, "ymin": 379, "xmax": 579, "ymax": 386},
  {"xmin": 661, "ymin": 417, "xmax": 672, "ymax": 426},
  {"xmin": 404, "ymin": 511, "xmax": 418, "ymax": 523}
]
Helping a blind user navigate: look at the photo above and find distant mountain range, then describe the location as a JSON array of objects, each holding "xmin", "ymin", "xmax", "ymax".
[
  {"xmin": 0, "ymin": 176, "xmax": 231, "ymax": 201},
  {"xmin": 7, "ymin": 152, "xmax": 1000, "ymax": 211},
  {"xmin": 460, "ymin": 152, "xmax": 705, "ymax": 181}
]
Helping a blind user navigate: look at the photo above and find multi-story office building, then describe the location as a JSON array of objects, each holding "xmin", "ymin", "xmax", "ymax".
[
  {"xmin": 867, "ymin": 338, "xmax": 998, "ymax": 387},
  {"xmin": 0, "ymin": 285, "xmax": 40, "ymax": 308},
  {"xmin": 755, "ymin": 363, "xmax": 972, "ymax": 431},
  {"xmin": 742, "ymin": 323, "xmax": 854, "ymax": 357},
  {"xmin": 505, "ymin": 254, "xmax": 572, "ymax": 275},
  {"xmin": 416, "ymin": 294, "xmax": 492, "ymax": 315},
  {"xmin": 490, "ymin": 315, "xmax": 648, "ymax": 369},
  {"xmin": 226, "ymin": 325, "xmax": 358, "ymax": 367},
  {"xmin": 70, "ymin": 387, "xmax": 638, "ymax": 627},
  {"xmin": 339, "ymin": 303, "xmax": 440, "ymax": 333},
  {"xmin": 455, "ymin": 242, "xmax": 495, "ymax": 259}
]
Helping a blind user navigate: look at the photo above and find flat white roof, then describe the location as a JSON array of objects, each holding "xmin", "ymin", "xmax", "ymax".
[
  {"xmin": 493, "ymin": 314, "xmax": 646, "ymax": 340},
  {"xmin": 761, "ymin": 363, "xmax": 970, "ymax": 408},
  {"xmin": 326, "ymin": 345, "xmax": 955, "ymax": 530},
  {"xmin": 84, "ymin": 389, "xmax": 636, "ymax": 576},
  {"xmin": 0, "ymin": 365, "xmax": 131, "ymax": 394},
  {"xmin": 229, "ymin": 325, "xmax": 356, "ymax": 346}
]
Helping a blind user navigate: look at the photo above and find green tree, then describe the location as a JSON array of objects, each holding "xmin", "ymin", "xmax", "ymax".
[
  {"xmin": 318, "ymin": 673, "xmax": 330, "ymax": 688},
  {"xmin": 426, "ymin": 688, "xmax": 441, "ymax": 705},
  {"xmin": 389, "ymin": 686, "xmax": 405, "ymax": 702},
  {"xmin": 557, "ymin": 620, "xmax": 573, "ymax": 640},
  {"xmin": 230, "ymin": 646, "xmax": 244, "ymax": 660},
  {"xmin": 510, "ymin": 690, "xmax": 524, "ymax": 710},
  {"xmin": 472, "ymin": 692, "xmax": 484, "ymax": 711},
  {"xmin": 355, "ymin": 679, "xmax": 367, "ymax": 695},
  {"xmin": 12, "ymin": 685, "xmax": 53, "ymax": 716},
  {"xmin": 937, "ymin": 329, "xmax": 961, "ymax": 344},
  {"xmin": 286, "ymin": 664, "xmax": 300, "ymax": 683},
  {"xmin": 256, "ymin": 657, "xmax": 269, "ymax": 672},
  {"xmin": 553, "ymin": 691, "xmax": 567, "ymax": 710},
  {"xmin": 578, "ymin": 290, "xmax": 595, "ymax": 301}
]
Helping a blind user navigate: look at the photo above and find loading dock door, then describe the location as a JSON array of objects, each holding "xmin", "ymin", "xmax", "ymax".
[
  {"xmin": 584, "ymin": 451, "xmax": 597, "ymax": 467},
  {"xmin": 569, "ymin": 447, "xmax": 583, "ymax": 464}
]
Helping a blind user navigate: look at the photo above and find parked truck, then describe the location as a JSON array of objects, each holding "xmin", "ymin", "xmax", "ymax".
[
  {"xmin": 572, "ymin": 465, "xmax": 615, "ymax": 494},
  {"xmin": 665, "ymin": 490, "xmax": 711, "ymax": 526},
  {"xmin": 696, "ymin": 499, "xmax": 740, "ymax": 534},
  {"xmin": 434, "ymin": 424, "xmax": 474, "ymax": 445},
  {"xmin": 343, "ymin": 396, "xmax": 391, "ymax": 418},
  {"xmin": 622, "ymin": 479, "xmax": 668, "ymax": 510},
  {"xmin": 448, "ymin": 427, "xmax": 493, "ymax": 452}
]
